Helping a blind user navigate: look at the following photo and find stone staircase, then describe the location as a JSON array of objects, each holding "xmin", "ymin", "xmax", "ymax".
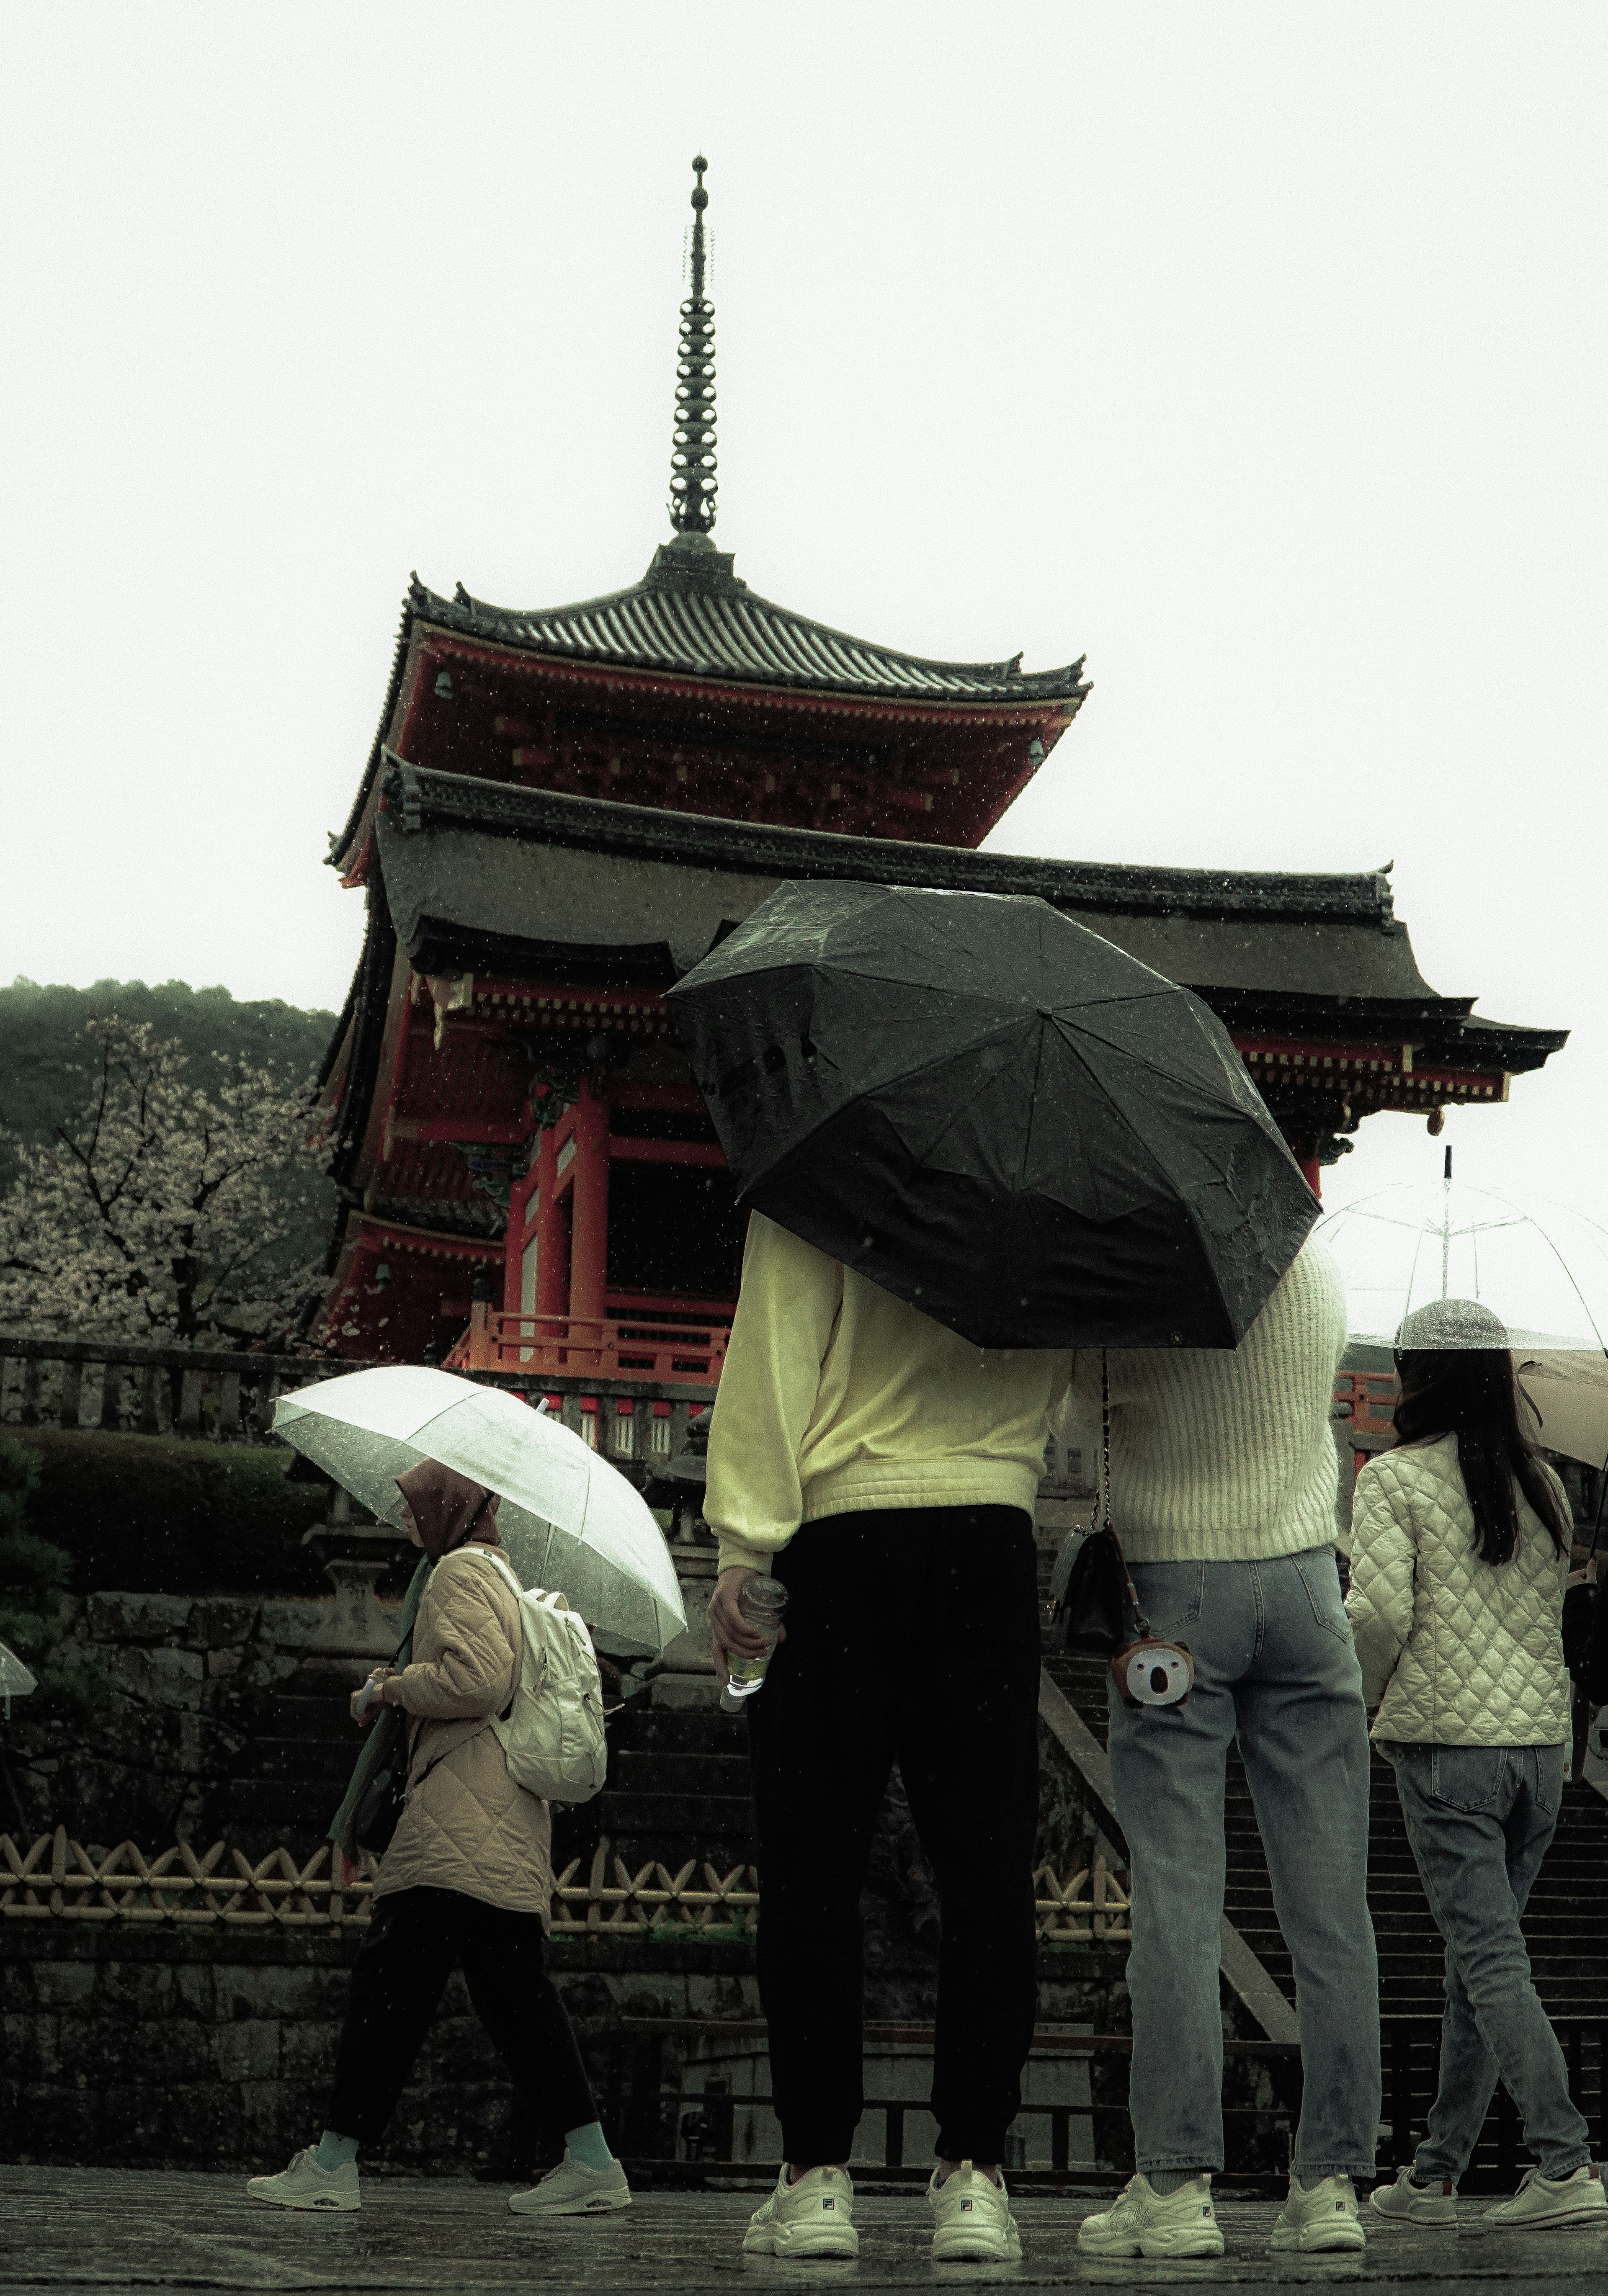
[{"xmin": 1044, "ymin": 1646, "xmax": 1608, "ymax": 2181}]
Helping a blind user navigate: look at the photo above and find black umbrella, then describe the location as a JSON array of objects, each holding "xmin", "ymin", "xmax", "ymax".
[{"xmin": 669, "ymin": 880, "xmax": 1317, "ymax": 1350}]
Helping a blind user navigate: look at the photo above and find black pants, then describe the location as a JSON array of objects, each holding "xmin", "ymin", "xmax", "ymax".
[
  {"xmin": 326, "ymin": 1886, "xmax": 597, "ymax": 2144},
  {"xmin": 748, "ymin": 1505, "xmax": 1041, "ymax": 2165}
]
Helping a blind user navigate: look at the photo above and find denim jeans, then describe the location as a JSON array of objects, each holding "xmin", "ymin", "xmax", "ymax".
[
  {"xmin": 1107, "ymin": 1549, "xmax": 1381, "ymax": 2181},
  {"xmin": 1383, "ymin": 1741, "xmax": 1588, "ymax": 2182}
]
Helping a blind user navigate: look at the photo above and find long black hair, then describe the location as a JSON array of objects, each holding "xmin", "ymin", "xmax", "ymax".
[{"xmin": 1393, "ymin": 1347, "xmax": 1571, "ymax": 1564}]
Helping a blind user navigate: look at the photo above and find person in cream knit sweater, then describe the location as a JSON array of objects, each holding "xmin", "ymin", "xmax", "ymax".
[
  {"xmin": 704, "ymin": 1210, "xmax": 1072, "ymax": 2265},
  {"xmin": 1073, "ymin": 1235, "xmax": 1382, "ymax": 2263}
]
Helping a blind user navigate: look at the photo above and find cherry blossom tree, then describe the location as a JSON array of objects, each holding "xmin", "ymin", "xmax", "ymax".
[{"xmin": 0, "ymin": 1015, "xmax": 330, "ymax": 1348}]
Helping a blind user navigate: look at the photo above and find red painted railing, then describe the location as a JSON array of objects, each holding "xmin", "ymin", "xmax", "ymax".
[{"xmin": 448, "ymin": 1307, "xmax": 730, "ymax": 1386}]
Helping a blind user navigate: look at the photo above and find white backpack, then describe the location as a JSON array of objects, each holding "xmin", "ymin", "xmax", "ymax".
[{"xmin": 473, "ymin": 1550, "xmax": 608, "ymax": 1805}]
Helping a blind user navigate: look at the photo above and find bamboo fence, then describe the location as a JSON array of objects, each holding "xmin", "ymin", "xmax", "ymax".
[{"xmin": 0, "ymin": 1828, "xmax": 1131, "ymax": 1941}]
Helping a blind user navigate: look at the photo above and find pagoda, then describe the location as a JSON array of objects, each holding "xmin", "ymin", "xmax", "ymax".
[{"xmin": 314, "ymin": 159, "xmax": 1566, "ymax": 1380}]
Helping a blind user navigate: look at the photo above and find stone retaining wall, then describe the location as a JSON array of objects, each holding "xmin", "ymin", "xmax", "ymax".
[
  {"xmin": 1, "ymin": 1571, "xmax": 401, "ymax": 1852},
  {"xmin": 0, "ymin": 1927, "xmax": 1129, "ymax": 2175}
]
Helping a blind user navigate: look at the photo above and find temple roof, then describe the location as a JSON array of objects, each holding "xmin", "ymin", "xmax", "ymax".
[
  {"xmin": 366, "ymin": 761, "xmax": 1568, "ymax": 1076},
  {"xmin": 416, "ymin": 533, "xmax": 1089, "ymax": 705}
]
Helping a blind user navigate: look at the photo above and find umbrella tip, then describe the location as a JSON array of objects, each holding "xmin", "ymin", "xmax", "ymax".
[{"xmin": 1444, "ymin": 1145, "xmax": 1453, "ymax": 1181}]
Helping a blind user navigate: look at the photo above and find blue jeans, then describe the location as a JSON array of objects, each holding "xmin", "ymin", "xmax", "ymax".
[
  {"xmin": 1383, "ymin": 1741, "xmax": 1588, "ymax": 2183},
  {"xmin": 1107, "ymin": 1549, "xmax": 1381, "ymax": 2181}
]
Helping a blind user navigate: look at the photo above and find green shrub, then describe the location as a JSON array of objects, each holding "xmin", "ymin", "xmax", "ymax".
[
  {"xmin": 5, "ymin": 1430, "xmax": 333, "ymax": 1598},
  {"xmin": 0, "ymin": 1437, "xmax": 86, "ymax": 1702}
]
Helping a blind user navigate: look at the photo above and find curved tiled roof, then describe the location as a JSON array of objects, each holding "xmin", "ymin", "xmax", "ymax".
[{"xmin": 412, "ymin": 535, "xmax": 1087, "ymax": 705}]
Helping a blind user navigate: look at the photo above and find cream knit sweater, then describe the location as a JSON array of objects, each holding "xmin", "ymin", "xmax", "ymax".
[{"xmin": 1060, "ymin": 1236, "xmax": 1348, "ymax": 1564}]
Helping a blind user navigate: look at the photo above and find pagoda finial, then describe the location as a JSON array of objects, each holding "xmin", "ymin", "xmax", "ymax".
[{"xmin": 668, "ymin": 154, "xmax": 717, "ymax": 534}]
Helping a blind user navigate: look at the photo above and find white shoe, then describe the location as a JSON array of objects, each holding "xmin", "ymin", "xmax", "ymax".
[
  {"xmin": 245, "ymin": 2146, "xmax": 360, "ymax": 2211},
  {"xmin": 742, "ymin": 2165, "xmax": 859, "ymax": 2258},
  {"xmin": 508, "ymin": 2150, "xmax": 632, "ymax": 2216},
  {"xmin": 1484, "ymin": 2162, "xmax": 1608, "ymax": 2228},
  {"xmin": 1270, "ymin": 2174, "xmax": 1366, "ymax": 2252},
  {"xmin": 927, "ymin": 2163, "xmax": 1023, "ymax": 2263},
  {"xmin": 1077, "ymin": 2172, "xmax": 1224, "ymax": 2258},
  {"xmin": 1369, "ymin": 2165, "xmax": 1456, "ymax": 2226}
]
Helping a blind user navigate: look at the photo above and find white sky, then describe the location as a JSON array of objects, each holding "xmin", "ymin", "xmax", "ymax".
[{"xmin": 1, "ymin": 1, "xmax": 1603, "ymax": 1220}]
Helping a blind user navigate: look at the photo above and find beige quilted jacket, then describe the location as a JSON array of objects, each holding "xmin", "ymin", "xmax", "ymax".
[
  {"xmin": 1346, "ymin": 1434, "xmax": 1570, "ymax": 1746},
  {"xmin": 372, "ymin": 1545, "xmax": 552, "ymax": 1919}
]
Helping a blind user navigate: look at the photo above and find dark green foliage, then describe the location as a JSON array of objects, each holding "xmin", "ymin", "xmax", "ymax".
[
  {"xmin": 0, "ymin": 1436, "xmax": 81, "ymax": 1700},
  {"xmin": 7, "ymin": 1430, "xmax": 335, "ymax": 1598},
  {"xmin": 0, "ymin": 975, "xmax": 337, "ymax": 1195}
]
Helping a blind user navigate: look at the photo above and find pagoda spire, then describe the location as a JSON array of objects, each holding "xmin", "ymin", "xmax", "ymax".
[{"xmin": 668, "ymin": 155, "xmax": 717, "ymax": 534}]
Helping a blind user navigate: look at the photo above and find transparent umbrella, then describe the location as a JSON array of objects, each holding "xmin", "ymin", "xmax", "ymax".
[
  {"xmin": 272, "ymin": 1367, "xmax": 687, "ymax": 1659},
  {"xmin": 0, "ymin": 1640, "xmax": 37, "ymax": 1724},
  {"xmin": 1317, "ymin": 1168, "xmax": 1608, "ymax": 1355}
]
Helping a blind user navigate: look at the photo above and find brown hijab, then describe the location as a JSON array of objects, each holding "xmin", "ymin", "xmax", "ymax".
[{"xmin": 394, "ymin": 1458, "xmax": 502, "ymax": 1561}]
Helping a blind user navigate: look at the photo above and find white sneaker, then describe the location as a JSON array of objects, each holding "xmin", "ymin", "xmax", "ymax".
[
  {"xmin": 742, "ymin": 2165, "xmax": 859, "ymax": 2258},
  {"xmin": 1369, "ymin": 2165, "xmax": 1456, "ymax": 2226},
  {"xmin": 1484, "ymin": 2162, "xmax": 1608, "ymax": 2229},
  {"xmin": 245, "ymin": 2146, "xmax": 360, "ymax": 2211},
  {"xmin": 508, "ymin": 2150, "xmax": 632, "ymax": 2216},
  {"xmin": 1077, "ymin": 2172, "xmax": 1224, "ymax": 2258},
  {"xmin": 1271, "ymin": 2174, "xmax": 1366, "ymax": 2252},
  {"xmin": 927, "ymin": 2163, "xmax": 1023, "ymax": 2263}
]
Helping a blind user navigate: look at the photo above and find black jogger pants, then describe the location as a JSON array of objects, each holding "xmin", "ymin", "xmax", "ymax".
[
  {"xmin": 325, "ymin": 1885, "xmax": 597, "ymax": 2144},
  {"xmin": 747, "ymin": 1505, "xmax": 1041, "ymax": 2165}
]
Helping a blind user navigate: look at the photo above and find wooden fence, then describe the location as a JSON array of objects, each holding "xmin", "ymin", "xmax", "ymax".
[{"xmin": 0, "ymin": 1829, "xmax": 1131, "ymax": 1942}]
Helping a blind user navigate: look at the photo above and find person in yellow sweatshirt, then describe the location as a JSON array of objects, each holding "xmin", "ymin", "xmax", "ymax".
[{"xmin": 704, "ymin": 1210, "xmax": 1071, "ymax": 2265}]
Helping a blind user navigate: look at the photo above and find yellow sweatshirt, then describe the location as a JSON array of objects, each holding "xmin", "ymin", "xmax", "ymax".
[{"xmin": 705, "ymin": 1212, "xmax": 1074, "ymax": 1574}]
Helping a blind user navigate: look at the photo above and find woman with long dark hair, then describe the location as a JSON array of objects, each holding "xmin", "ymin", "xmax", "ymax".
[{"xmin": 1348, "ymin": 1299, "xmax": 1603, "ymax": 2231}]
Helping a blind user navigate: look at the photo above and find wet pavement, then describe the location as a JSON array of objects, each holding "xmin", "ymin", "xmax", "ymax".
[{"xmin": 3, "ymin": 2169, "xmax": 1607, "ymax": 2292}]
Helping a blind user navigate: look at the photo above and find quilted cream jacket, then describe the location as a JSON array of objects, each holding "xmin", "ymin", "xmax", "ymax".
[
  {"xmin": 372, "ymin": 1545, "xmax": 552, "ymax": 1919},
  {"xmin": 1346, "ymin": 1433, "xmax": 1570, "ymax": 1746}
]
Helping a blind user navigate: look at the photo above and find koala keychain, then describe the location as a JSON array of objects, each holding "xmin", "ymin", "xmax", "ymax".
[{"xmin": 1095, "ymin": 1352, "xmax": 1194, "ymax": 1712}]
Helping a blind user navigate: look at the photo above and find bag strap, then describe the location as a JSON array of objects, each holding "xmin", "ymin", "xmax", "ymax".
[{"xmin": 1096, "ymin": 1349, "xmax": 1152, "ymax": 1642}]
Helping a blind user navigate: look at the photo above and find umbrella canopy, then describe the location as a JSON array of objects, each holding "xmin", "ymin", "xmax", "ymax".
[
  {"xmin": 272, "ymin": 1367, "xmax": 686, "ymax": 1659},
  {"xmin": 668, "ymin": 879, "xmax": 1318, "ymax": 1349},
  {"xmin": 1317, "ymin": 1177, "xmax": 1608, "ymax": 1354},
  {"xmin": 0, "ymin": 1639, "xmax": 37, "ymax": 1722}
]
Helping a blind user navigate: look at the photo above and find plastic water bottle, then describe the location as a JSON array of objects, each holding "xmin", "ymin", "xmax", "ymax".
[{"xmin": 719, "ymin": 1575, "xmax": 789, "ymax": 1714}]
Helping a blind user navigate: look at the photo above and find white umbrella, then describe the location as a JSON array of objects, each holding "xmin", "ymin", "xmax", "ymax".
[
  {"xmin": 272, "ymin": 1367, "xmax": 687, "ymax": 1658},
  {"xmin": 1, "ymin": 1639, "xmax": 38, "ymax": 1723},
  {"xmin": 1514, "ymin": 1354, "xmax": 1608, "ymax": 1474},
  {"xmin": 1317, "ymin": 1174, "xmax": 1608, "ymax": 1354}
]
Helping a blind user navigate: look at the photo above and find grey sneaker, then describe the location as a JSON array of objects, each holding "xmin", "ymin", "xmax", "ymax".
[
  {"xmin": 508, "ymin": 2151, "xmax": 632, "ymax": 2216},
  {"xmin": 742, "ymin": 2165, "xmax": 859, "ymax": 2258},
  {"xmin": 245, "ymin": 2146, "xmax": 360, "ymax": 2211},
  {"xmin": 1370, "ymin": 2166, "xmax": 1456, "ymax": 2226},
  {"xmin": 1077, "ymin": 2172, "xmax": 1224, "ymax": 2258},
  {"xmin": 1484, "ymin": 2163, "xmax": 1608, "ymax": 2229},
  {"xmin": 927, "ymin": 2163, "xmax": 1023, "ymax": 2263},
  {"xmin": 1271, "ymin": 2174, "xmax": 1366, "ymax": 2252}
]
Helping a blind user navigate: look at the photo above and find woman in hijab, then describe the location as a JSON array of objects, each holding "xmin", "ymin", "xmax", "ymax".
[{"xmin": 246, "ymin": 1459, "xmax": 631, "ymax": 2218}]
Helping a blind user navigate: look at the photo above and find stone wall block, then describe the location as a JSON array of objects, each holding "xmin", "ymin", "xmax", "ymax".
[
  {"xmin": 174, "ymin": 1961, "xmax": 216, "ymax": 2018},
  {"xmin": 212, "ymin": 2018, "xmax": 281, "ymax": 2082},
  {"xmin": 2, "ymin": 2009, "xmax": 52, "ymax": 2081},
  {"xmin": 425, "ymin": 2012, "xmax": 502, "ymax": 2084},
  {"xmin": 221, "ymin": 1963, "xmax": 348, "ymax": 2022},
  {"xmin": 95, "ymin": 1961, "xmax": 175, "ymax": 2020},
  {"xmin": 238, "ymin": 2077, "xmax": 300, "ymax": 2160},
  {"xmin": 87, "ymin": 1592, "xmax": 195, "ymax": 1645},
  {"xmin": 31, "ymin": 1961, "xmax": 98, "ymax": 2010},
  {"xmin": 278, "ymin": 2015, "xmax": 344, "ymax": 2082},
  {"xmin": 189, "ymin": 1598, "xmax": 261, "ymax": 1648}
]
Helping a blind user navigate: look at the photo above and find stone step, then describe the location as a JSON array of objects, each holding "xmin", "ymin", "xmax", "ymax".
[
  {"xmin": 608, "ymin": 1750, "xmax": 750, "ymax": 1795},
  {"xmin": 594, "ymin": 1791, "xmax": 754, "ymax": 1842}
]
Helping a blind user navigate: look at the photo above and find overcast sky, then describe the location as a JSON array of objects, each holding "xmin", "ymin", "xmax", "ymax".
[{"xmin": 1, "ymin": 2, "xmax": 1603, "ymax": 1220}]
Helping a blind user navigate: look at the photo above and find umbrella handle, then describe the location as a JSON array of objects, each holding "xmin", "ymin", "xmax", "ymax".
[{"xmin": 1096, "ymin": 1351, "xmax": 1152, "ymax": 1640}]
